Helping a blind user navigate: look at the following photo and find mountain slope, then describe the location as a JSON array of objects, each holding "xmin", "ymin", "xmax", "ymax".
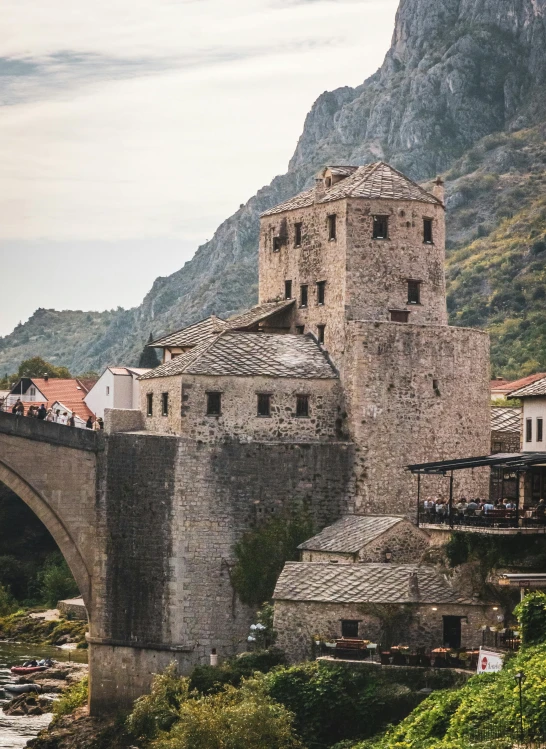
[{"xmin": 1, "ymin": 0, "xmax": 545, "ymax": 376}]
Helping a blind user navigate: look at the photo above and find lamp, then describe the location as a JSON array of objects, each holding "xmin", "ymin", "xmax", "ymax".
[
  {"xmin": 384, "ymin": 549, "xmax": 393, "ymax": 563},
  {"xmin": 514, "ymin": 671, "xmax": 526, "ymax": 743}
]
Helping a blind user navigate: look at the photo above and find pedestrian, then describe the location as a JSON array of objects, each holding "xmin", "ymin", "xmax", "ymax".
[
  {"xmin": 85, "ymin": 416, "xmax": 94, "ymax": 429},
  {"xmin": 16, "ymin": 401, "xmax": 24, "ymax": 416},
  {"xmin": 57, "ymin": 411, "xmax": 68, "ymax": 426},
  {"xmin": 96, "ymin": 417, "xmax": 104, "ymax": 430},
  {"xmin": 54, "ymin": 409, "xmax": 61, "ymax": 423},
  {"xmin": 45, "ymin": 408, "xmax": 55, "ymax": 422},
  {"xmin": 37, "ymin": 404, "xmax": 47, "ymax": 420},
  {"xmin": 12, "ymin": 399, "xmax": 22, "ymax": 415},
  {"xmin": 68, "ymin": 413, "xmax": 76, "ymax": 428}
]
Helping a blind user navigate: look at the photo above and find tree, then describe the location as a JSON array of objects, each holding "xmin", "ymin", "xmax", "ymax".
[
  {"xmin": 231, "ymin": 513, "xmax": 314, "ymax": 606},
  {"xmin": 138, "ymin": 333, "xmax": 160, "ymax": 369},
  {"xmin": 17, "ymin": 357, "xmax": 71, "ymax": 380}
]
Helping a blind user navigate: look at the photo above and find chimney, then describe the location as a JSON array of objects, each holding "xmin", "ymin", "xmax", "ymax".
[
  {"xmin": 314, "ymin": 177, "xmax": 326, "ymax": 204},
  {"xmin": 408, "ymin": 571, "xmax": 420, "ymax": 601},
  {"xmin": 43, "ymin": 373, "xmax": 49, "ymax": 382},
  {"xmin": 433, "ymin": 177, "xmax": 445, "ymax": 205}
]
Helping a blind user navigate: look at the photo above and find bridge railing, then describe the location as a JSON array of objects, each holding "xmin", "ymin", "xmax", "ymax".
[{"xmin": 0, "ymin": 410, "xmax": 101, "ymax": 452}]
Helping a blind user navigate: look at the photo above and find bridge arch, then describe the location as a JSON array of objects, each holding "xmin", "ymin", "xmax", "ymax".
[{"xmin": 0, "ymin": 457, "xmax": 91, "ymax": 607}]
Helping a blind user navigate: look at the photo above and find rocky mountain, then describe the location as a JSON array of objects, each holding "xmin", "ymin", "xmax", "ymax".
[{"xmin": 1, "ymin": 0, "xmax": 545, "ymax": 377}]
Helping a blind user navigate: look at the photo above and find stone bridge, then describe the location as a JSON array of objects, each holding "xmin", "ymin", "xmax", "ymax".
[{"xmin": 0, "ymin": 411, "xmax": 353, "ymax": 713}]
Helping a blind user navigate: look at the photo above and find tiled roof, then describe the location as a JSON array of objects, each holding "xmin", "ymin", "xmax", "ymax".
[
  {"xmin": 494, "ymin": 373, "xmax": 546, "ymax": 395},
  {"xmin": 227, "ymin": 299, "xmax": 295, "ymax": 329},
  {"xmin": 261, "ymin": 162, "xmax": 442, "ymax": 217},
  {"xmin": 273, "ymin": 563, "xmax": 474, "ymax": 605},
  {"xmin": 149, "ymin": 316, "xmax": 229, "ymax": 348},
  {"xmin": 510, "ymin": 376, "xmax": 546, "ymax": 398},
  {"xmin": 491, "ymin": 378, "xmax": 512, "ymax": 391},
  {"xmin": 139, "ymin": 332, "xmax": 337, "ymax": 380},
  {"xmin": 10, "ymin": 378, "xmax": 95, "ymax": 420},
  {"xmin": 491, "ymin": 407, "xmax": 521, "ymax": 434},
  {"xmin": 298, "ymin": 515, "xmax": 403, "ymax": 554},
  {"xmin": 328, "ymin": 166, "xmax": 359, "ymax": 177}
]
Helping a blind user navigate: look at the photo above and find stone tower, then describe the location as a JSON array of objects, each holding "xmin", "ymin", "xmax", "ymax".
[{"xmin": 259, "ymin": 162, "xmax": 490, "ymax": 514}]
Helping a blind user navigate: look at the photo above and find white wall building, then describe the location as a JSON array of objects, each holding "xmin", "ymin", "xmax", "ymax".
[
  {"xmin": 84, "ymin": 367, "xmax": 150, "ymax": 419},
  {"xmin": 510, "ymin": 376, "xmax": 546, "ymax": 453}
]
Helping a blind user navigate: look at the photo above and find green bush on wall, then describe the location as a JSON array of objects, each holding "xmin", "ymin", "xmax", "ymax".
[{"xmin": 514, "ymin": 591, "xmax": 546, "ymax": 646}]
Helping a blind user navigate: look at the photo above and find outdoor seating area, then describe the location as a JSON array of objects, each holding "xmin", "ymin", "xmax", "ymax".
[
  {"xmin": 418, "ymin": 504, "xmax": 546, "ymax": 530},
  {"xmin": 317, "ymin": 639, "xmax": 483, "ymax": 670}
]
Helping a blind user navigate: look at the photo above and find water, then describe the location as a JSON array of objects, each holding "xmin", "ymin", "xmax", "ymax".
[{"xmin": 0, "ymin": 643, "xmax": 88, "ymax": 749}]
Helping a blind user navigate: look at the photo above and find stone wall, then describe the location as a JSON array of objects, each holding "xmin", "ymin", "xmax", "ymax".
[
  {"xmin": 141, "ymin": 373, "xmax": 344, "ymax": 443},
  {"xmin": 357, "ymin": 521, "xmax": 430, "ymax": 564},
  {"xmin": 491, "ymin": 429, "xmax": 520, "ymax": 454},
  {"xmin": 104, "ymin": 408, "xmax": 144, "ymax": 434},
  {"xmin": 274, "ymin": 600, "xmax": 498, "ymax": 663},
  {"xmin": 344, "ymin": 321, "xmax": 491, "ymax": 515}
]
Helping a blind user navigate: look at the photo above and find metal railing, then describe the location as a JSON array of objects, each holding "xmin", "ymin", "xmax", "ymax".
[{"xmin": 418, "ymin": 510, "xmax": 546, "ymax": 531}]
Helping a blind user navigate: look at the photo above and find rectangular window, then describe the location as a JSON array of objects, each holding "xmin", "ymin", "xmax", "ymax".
[
  {"xmin": 424, "ymin": 218, "xmax": 433, "ymax": 244},
  {"xmin": 285, "ymin": 280, "xmax": 292, "ymax": 299},
  {"xmin": 296, "ymin": 325, "xmax": 305, "ymax": 335},
  {"xmin": 328, "ymin": 214, "xmax": 337, "ymax": 241},
  {"xmin": 407, "ymin": 280, "xmax": 421, "ymax": 305},
  {"xmin": 317, "ymin": 280, "xmax": 326, "ymax": 306},
  {"xmin": 106, "ymin": 386, "xmax": 110, "ymax": 396},
  {"xmin": 207, "ymin": 392, "xmax": 222, "ymax": 416},
  {"xmin": 341, "ymin": 620, "xmax": 359, "ymax": 638},
  {"xmin": 294, "ymin": 222, "xmax": 302, "ymax": 247},
  {"xmin": 373, "ymin": 215, "xmax": 389, "ymax": 239},
  {"xmin": 296, "ymin": 394, "xmax": 309, "ymax": 418},
  {"xmin": 273, "ymin": 236, "xmax": 281, "ymax": 252},
  {"xmin": 317, "ymin": 325, "xmax": 325, "ymax": 344},
  {"xmin": 161, "ymin": 392, "xmax": 169, "ymax": 417},
  {"xmin": 538, "ymin": 418, "xmax": 544, "ymax": 442},
  {"xmin": 146, "ymin": 393, "xmax": 153, "ymax": 417},
  {"xmin": 526, "ymin": 418, "xmax": 533, "ymax": 443},
  {"xmin": 257, "ymin": 393, "xmax": 271, "ymax": 417},
  {"xmin": 390, "ymin": 310, "xmax": 409, "ymax": 323},
  {"xmin": 300, "ymin": 284, "xmax": 308, "ymax": 308}
]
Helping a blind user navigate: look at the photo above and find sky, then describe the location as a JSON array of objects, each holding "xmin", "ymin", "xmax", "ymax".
[{"xmin": 0, "ymin": 0, "xmax": 398, "ymax": 336}]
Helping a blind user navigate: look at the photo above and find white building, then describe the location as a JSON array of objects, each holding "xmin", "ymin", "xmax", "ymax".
[
  {"xmin": 509, "ymin": 376, "xmax": 546, "ymax": 504},
  {"xmin": 84, "ymin": 367, "xmax": 150, "ymax": 419}
]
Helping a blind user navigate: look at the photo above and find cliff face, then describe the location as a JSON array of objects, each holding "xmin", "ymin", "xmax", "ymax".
[{"xmin": 1, "ymin": 0, "xmax": 545, "ymax": 376}]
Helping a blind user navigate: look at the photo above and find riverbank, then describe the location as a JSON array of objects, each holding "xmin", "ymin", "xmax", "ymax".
[{"xmin": 0, "ymin": 610, "xmax": 87, "ymax": 648}]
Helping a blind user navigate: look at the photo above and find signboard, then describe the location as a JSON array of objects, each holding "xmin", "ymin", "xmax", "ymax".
[{"xmin": 477, "ymin": 647, "xmax": 504, "ymax": 674}]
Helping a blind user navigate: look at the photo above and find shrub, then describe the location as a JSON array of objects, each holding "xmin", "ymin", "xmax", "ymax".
[
  {"xmin": 514, "ymin": 592, "xmax": 546, "ymax": 645},
  {"xmin": 188, "ymin": 648, "xmax": 286, "ymax": 696},
  {"xmin": 53, "ymin": 677, "xmax": 88, "ymax": 719},
  {"xmin": 0, "ymin": 583, "xmax": 15, "ymax": 616},
  {"xmin": 127, "ymin": 663, "xmax": 189, "ymax": 741},
  {"xmin": 152, "ymin": 680, "xmax": 302, "ymax": 749},
  {"xmin": 39, "ymin": 555, "xmax": 79, "ymax": 607}
]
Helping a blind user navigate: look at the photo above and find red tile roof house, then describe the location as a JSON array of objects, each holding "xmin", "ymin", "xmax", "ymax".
[
  {"xmin": 5, "ymin": 376, "xmax": 95, "ymax": 426},
  {"xmin": 491, "ymin": 374, "xmax": 546, "ymax": 401}
]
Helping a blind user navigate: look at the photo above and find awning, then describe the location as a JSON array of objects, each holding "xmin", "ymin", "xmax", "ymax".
[
  {"xmin": 407, "ymin": 453, "xmax": 546, "ymax": 475},
  {"xmin": 498, "ymin": 574, "xmax": 546, "ymax": 589}
]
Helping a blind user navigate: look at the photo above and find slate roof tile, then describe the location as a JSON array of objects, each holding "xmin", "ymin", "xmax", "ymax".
[
  {"xmin": 298, "ymin": 515, "xmax": 404, "ymax": 554},
  {"xmin": 510, "ymin": 376, "xmax": 546, "ymax": 398},
  {"xmin": 273, "ymin": 563, "xmax": 475, "ymax": 605},
  {"xmin": 491, "ymin": 407, "xmax": 522, "ymax": 434},
  {"xmin": 261, "ymin": 162, "xmax": 442, "ymax": 217},
  {"xmin": 139, "ymin": 332, "xmax": 337, "ymax": 381}
]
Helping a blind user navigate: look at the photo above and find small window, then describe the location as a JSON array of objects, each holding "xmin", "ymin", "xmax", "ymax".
[
  {"xmin": 273, "ymin": 236, "xmax": 281, "ymax": 252},
  {"xmin": 106, "ymin": 386, "xmax": 110, "ymax": 396},
  {"xmin": 424, "ymin": 218, "xmax": 433, "ymax": 244},
  {"xmin": 296, "ymin": 394, "xmax": 309, "ymax": 418},
  {"xmin": 296, "ymin": 325, "xmax": 305, "ymax": 335},
  {"xmin": 325, "ymin": 177, "xmax": 332, "ymax": 188},
  {"xmin": 285, "ymin": 280, "xmax": 292, "ymax": 299},
  {"xmin": 341, "ymin": 620, "xmax": 359, "ymax": 638},
  {"xmin": 317, "ymin": 325, "xmax": 325, "ymax": 344},
  {"xmin": 526, "ymin": 418, "xmax": 533, "ymax": 443},
  {"xmin": 257, "ymin": 393, "xmax": 271, "ymax": 417},
  {"xmin": 390, "ymin": 310, "xmax": 409, "ymax": 323},
  {"xmin": 538, "ymin": 418, "xmax": 543, "ymax": 443},
  {"xmin": 300, "ymin": 284, "xmax": 308, "ymax": 308},
  {"xmin": 328, "ymin": 214, "xmax": 337, "ymax": 241},
  {"xmin": 207, "ymin": 392, "xmax": 222, "ymax": 416},
  {"xmin": 317, "ymin": 280, "xmax": 326, "ymax": 306},
  {"xmin": 161, "ymin": 392, "xmax": 169, "ymax": 417},
  {"xmin": 373, "ymin": 215, "xmax": 389, "ymax": 239},
  {"xmin": 408, "ymin": 280, "xmax": 421, "ymax": 305},
  {"xmin": 146, "ymin": 393, "xmax": 153, "ymax": 417},
  {"xmin": 30, "ymin": 387, "xmax": 36, "ymax": 396},
  {"xmin": 294, "ymin": 223, "xmax": 302, "ymax": 247}
]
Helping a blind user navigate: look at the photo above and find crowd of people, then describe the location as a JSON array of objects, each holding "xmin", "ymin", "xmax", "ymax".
[
  {"xmin": 422, "ymin": 496, "xmax": 546, "ymax": 523},
  {"xmin": 7, "ymin": 399, "xmax": 104, "ymax": 430}
]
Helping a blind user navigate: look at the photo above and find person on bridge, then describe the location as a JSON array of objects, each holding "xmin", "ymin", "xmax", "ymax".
[
  {"xmin": 85, "ymin": 416, "xmax": 94, "ymax": 429},
  {"xmin": 37, "ymin": 404, "xmax": 47, "ymax": 420},
  {"xmin": 12, "ymin": 399, "xmax": 23, "ymax": 415}
]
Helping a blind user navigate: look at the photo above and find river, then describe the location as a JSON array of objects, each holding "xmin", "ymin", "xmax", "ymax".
[{"xmin": 0, "ymin": 643, "xmax": 88, "ymax": 749}]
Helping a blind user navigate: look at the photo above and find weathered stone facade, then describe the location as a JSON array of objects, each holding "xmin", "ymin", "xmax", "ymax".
[
  {"xmin": 274, "ymin": 600, "xmax": 498, "ymax": 663},
  {"xmin": 141, "ymin": 374, "xmax": 343, "ymax": 443}
]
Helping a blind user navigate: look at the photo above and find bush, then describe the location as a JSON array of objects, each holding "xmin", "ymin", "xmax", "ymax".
[
  {"xmin": 514, "ymin": 592, "xmax": 546, "ymax": 645},
  {"xmin": 152, "ymin": 680, "xmax": 302, "ymax": 749},
  {"xmin": 0, "ymin": 583, "xmax": 15, "ymax": 616},
  {"xmin": 188, "ymin": 649, "xmax": 286, "ymax": 696},
  {"xmin": 53, "ymin": 677, "xmax": 88, "ymax": 719},
  {"xmin": 39, "ymin": 555, "xmax": 79, "ymax": 607}
]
